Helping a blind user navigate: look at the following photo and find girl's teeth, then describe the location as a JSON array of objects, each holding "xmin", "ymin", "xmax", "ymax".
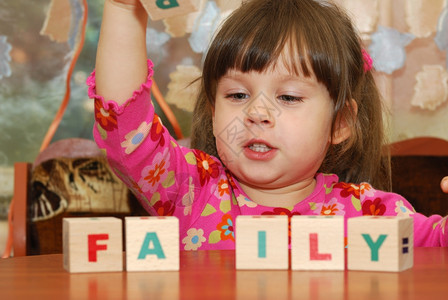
[{"xmin": 249, "ymin": 143, "xmax": 271, "ymax": 153}]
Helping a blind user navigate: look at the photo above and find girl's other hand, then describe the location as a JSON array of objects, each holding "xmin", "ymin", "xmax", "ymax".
[{"xmin": 441, "ymin": 176, "xmax": 448, "ymax": 194}]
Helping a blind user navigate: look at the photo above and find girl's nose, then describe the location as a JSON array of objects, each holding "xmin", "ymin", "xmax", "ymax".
[{"xmin": 244, "ymin": 96, "xmax": 275, "ymax": 127}]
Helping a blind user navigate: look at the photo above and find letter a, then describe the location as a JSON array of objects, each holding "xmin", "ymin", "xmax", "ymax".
[{"xmin": 138, "ymin": 232, "xmax": 166, "ymax": 259}]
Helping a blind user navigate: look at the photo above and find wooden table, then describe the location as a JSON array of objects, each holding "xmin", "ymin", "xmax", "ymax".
[{"xmin": 1, "ymin": 248, "xmax": 447, "ymax": 299}]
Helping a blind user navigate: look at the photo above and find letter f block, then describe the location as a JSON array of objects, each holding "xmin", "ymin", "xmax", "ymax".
[
  {"xmin": 348, "ymin": 216, "xmax": 414, "ymax": 272},
  {"xmin": 235, "ymin": 215, "xmax": 288, "ymax": 270},
  {"xmin": 291, "ymin": 215, "xmax": 344, "ymax": 270},
  {"xmin": 63, "ymin": 217, "xmax": 123, "ymax": 273},
  {"xmin": 125, "ymin": 216, "xmax": 179, "ymax": 271}
]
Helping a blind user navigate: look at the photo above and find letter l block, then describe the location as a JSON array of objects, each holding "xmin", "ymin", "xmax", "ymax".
[
  {"xmin": 126, "ymin": 216, "xmax": 179, "ymax": 271},
  {"xmin": 236, "ymin": 215, "xmax": 289, "ymax": 270},
  {"xmin": 63, "ymin": 217, "xmax": 123, "ymax": 273},
  {"xmin": 348, "ymin": 216, "xmax": 414, "ymax": 272},
  {"xmin": 291, "ymin": 215, "xmax": 344, "ymax": 270}
]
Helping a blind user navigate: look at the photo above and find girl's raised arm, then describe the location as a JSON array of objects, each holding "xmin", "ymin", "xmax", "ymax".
[{"xmin": 95, "ymin": 0, "xmax": 148, "ymax": 105}]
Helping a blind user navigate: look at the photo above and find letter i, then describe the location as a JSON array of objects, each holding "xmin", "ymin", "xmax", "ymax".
[{"xmin": 258, "ymin": 231, "xmax": 266, "ymax": 258}]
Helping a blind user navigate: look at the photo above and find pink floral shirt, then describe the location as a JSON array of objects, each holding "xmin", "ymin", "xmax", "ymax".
[{"xmin": 88, "ymin": 60, "xmax": 448, "ymax": 250}]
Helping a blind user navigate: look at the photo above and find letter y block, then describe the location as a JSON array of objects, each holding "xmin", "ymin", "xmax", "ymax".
[
  {"xmin": 348, "ymin": 216, "xmax": 414, "ymax": 272},
  {"xmin": 63, "ymin": 217, "xmax": 123, "ymax": 273}
]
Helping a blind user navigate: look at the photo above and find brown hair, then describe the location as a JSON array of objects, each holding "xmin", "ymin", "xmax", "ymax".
[{"xmin": 191, "ymin": 0, "xmax": 391, "ymax": 190}]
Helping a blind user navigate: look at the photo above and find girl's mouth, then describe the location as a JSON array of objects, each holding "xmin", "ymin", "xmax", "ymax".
[
  {"xmin": 248, "ymin": 142, "xmax": 272, "ymax": 153},
  {"xmin": 243, "ymin": 139, "xmax": 277, "ymax": 160}
]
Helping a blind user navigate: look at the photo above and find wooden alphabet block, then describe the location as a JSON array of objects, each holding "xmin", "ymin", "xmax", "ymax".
[
  {"xmin": 140, "ymin": 0, "xmax": 201, "ymax": 21},
  {"xmin": 125, "ymin": 216, "xmax": 179, "ymax": 271},
  {"xmin": 63, "ymin": 217, "xmax": 123, "ymax": 273},
  {"xmin": 291, "ymin": 215, "xmax": 344, "ymax": 270},
  {"xmin": 235, "ymin": 215, "xmax": 288, "ymax": 270},
  {"xmin": 348, "ymin": 216, "xmax": 414, "ymax": 272}
]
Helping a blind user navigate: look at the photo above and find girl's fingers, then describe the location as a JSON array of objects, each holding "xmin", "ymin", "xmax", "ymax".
[{"xmin": 441, "ymin": 176, "xmax": 448, "ymax": 194}]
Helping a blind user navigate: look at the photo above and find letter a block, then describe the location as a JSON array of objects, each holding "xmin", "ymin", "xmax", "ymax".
[
  {"xmin": 291, "ymin": 215, "xmax": 344, "ymax": 270},
  {"xmin": 63, "ymin": 217, "xmax": 123, "ymax": 273},
  {"xmin": 140, "ymin": 0, "xmax": 200, "ymax": 21},
  {"xmin": 348, "ymin": 216, "xmax": 414, "ymax": 272},
  {"xmin": 125, "ymin": 216, "xmax": 179, "ymax": 271},
  {"xmin": 235, "ymin": 215, "xmax": 288, "ymax": 270}
]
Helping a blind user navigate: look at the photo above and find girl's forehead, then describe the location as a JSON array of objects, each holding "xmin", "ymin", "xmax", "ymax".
[{"xmin": 236, "ymin": 38, "xmax": 315, "ymax": 78}]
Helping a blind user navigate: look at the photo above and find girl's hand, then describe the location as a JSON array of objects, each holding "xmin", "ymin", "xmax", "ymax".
[
  {"xmin": 441, "ymin": 176, "xmax": 448, "ymax": 194},
  {"xmin": 110, "ymin": 0, "xmax": 140, "ymax": 5},
  {"xmin": 108, "ymin": 0, "xmax": 141, "ymax": 9}
]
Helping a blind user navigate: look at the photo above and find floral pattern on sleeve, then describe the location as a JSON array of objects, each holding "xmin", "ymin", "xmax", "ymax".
[
  {"xmin": 320, "ymin": 198, "xmax": 345, "ymax": 216},
  {"xmin": 362, "ymin": 198, "xmax": 386, "ymax": 216},
  {"xmin": 121, "ymin": 121, "xmax": 152, "ymax": 154},
  {"xmin": 94, "ymin": 99, "xmax": 118, "ymax": 131},
  {"xmin": 194, "ymin": 150, "xmax": 220, "ymax": 186},
  {"xmin": 334, "ymin": 182, "xmax": 375, "ymax": 199},
  {"xmin": 182, "ymin": 228, "xmax": 207, "ymax": 250},
  {"xmin": 395, "ymin": 200, "xmax": 415, "ymax": 217},
  {"xmin": 138, "ymin": 148, "xmax": 171, "ymax": 193}
]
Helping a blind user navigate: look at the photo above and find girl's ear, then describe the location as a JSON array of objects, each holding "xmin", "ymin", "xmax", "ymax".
[{"xmin": 331, "ymin": 99, "xmax": 358, "ymax": 145}]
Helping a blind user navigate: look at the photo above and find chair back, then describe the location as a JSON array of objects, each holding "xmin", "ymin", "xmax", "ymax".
[{"xmin": 390, "ymin": 137, "xmax": 448, "ymax": 216}]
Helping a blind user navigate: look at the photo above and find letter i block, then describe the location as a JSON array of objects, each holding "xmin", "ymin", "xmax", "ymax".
[
  {"xmin": 235, "ymin": 215, "xmax": 289, "ymax": 270},
  {"xmin": 140, "ymin": 0, "xmax": 200, "ymax": 21},
  {"xmin": 348, "ymin": 216, "xmax": 414, "ymax": 272},
  {"xmin": 63, "ymin": 217, "xmax": 123, "ymax": 273},
  {"xmin": 291, "ymin": 215, "xmax": 344, "ymax": 270},
  {"xmin": 125, "ymin": 216, "xmax": 179, "ymax": 271}
]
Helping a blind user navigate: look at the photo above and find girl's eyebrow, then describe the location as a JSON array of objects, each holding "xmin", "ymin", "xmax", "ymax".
[{"xmin": 220, "ymin": 72, "xmax": 318, "ymax": 88}]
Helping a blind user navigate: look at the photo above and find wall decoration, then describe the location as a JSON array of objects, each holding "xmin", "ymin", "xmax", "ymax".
[
  {"xmin": 188, "ymin": 1, "xmax": 222, "ymax": 53},
  {"xmin": 411, "ymin": 65, "xmax": 448, "ymax": 111},
  {"xmin": 40, "ymin": 0, "xmax": 71, "ymax": 43},
  {"xmin": 435, "ymin": 6, "xmax": 448, "ymax": 68},
  {"xmin": 163, "ymin": 0, "xmax": 207, "ymax": 38},
  {"xmin": 0, "ymin": 36, "xmax": 12, "ymax": 79},
  {"xmin": 369, "ymin": 26, "xmax": 415, "ymax": 74},
  {"xmin": 337, "ymin": 0, "xmax": 379, "ymax": 36},
  {"xmin": 165, "ymin": 65, "xmax": 201, "ymax": 112},
  {"xmin": 146, "ymin": 28, "xmax": 171, "ymax": 67},
  {"xmin": 405, "ymin": 0, "xmax": 445, "ymax": 38}
]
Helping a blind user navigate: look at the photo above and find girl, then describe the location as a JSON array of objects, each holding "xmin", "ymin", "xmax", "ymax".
[{"xmin": 90, "ymin": 0, "xmax": 448, "ymax": 249}]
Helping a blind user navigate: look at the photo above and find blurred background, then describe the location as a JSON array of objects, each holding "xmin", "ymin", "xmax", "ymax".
[{"xmin": 0, "ymin": 0, "xmax": 447, "ymax": 234}]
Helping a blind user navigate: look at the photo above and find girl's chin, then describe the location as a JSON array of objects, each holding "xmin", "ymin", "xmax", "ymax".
[{"xmin": 236, "ymin": 173, "xmax": 283, "ymax": 188}]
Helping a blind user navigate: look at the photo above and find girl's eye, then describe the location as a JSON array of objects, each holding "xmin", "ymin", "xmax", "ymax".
[
  {"xmin": 278, "ymin": 95, "xmax": 304, "ymax": 103},
  {"xmin": 226, "ymin": 93, "xmax": 249, "ymax": 101}
]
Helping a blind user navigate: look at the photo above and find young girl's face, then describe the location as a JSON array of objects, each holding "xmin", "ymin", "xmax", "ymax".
[{"xmin": 213, "ymin": 60, "xmax": 337, "ymax": 191}]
